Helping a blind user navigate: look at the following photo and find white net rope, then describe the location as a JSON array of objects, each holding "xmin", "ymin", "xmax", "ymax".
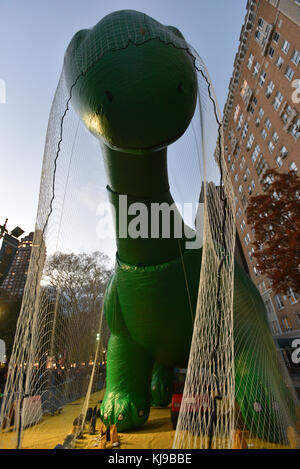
[
  {"xmin": 0, "ymin": 10, "xmax": 298, "ymax": 450},
  {"xmin": 173, "ymin": 62, "xmax": 236, "ymax": 449}
]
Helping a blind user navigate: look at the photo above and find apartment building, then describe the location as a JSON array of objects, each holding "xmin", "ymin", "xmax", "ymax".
[
  {"xmin": 223, "ymin": 0, "xmax": 300, "ymax": 338},
  {"xmin": 0, "ymin": 232, "xmax": 33, "ymax": 299}
]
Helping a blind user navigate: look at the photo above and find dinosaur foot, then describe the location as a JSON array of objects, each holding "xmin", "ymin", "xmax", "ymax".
[{"xmin": 100, "ymin": 391, "xmax": 150, "ymax": 432}]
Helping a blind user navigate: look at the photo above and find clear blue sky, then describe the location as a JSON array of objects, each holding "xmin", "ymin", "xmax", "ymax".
[{"xmin": 0, "ymin": 0, "xmax": 247, "ymax": 236}]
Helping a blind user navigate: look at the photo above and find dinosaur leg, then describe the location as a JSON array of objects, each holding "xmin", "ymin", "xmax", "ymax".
[
  {"xmin": 100, "ymin": 333, "xmax": 154, "ymax": 431},
  {"xmin": 151, "ymin": 362, "xmax": 173, "ymax": 407}
]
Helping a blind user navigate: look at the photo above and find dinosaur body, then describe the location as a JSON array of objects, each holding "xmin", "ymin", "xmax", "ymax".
[{"xmin": 64, "ymin": 10, "xmax": 297, "ymax": 442}]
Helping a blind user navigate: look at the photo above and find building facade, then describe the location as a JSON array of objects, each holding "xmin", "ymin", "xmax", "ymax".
[
  {"xmin": 223, "ymin": 0, "xmax": 300, "ymax": 338},
  {"xmin": 0, "ymin": 232, "xmax": 34, "ymax": 299}
]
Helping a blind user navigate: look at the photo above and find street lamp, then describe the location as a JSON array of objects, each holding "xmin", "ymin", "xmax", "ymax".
[{"xmin": 0, "ymin": 219, "xmax": 24, "ymax": 241}]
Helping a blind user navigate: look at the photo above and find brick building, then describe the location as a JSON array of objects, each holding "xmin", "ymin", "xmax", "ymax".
[
  {"xmin": 222, "ymin": 0, "xmax": 300, "ymax": 338},
  {"xmin": 0, "ymin": 232, "xmax": 33, "ymax": 299}
]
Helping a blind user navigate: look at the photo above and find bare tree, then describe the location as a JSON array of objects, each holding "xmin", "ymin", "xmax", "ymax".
[{"xmin": 44, "ymin": 251, "xmax": 112, "ymax": 365}]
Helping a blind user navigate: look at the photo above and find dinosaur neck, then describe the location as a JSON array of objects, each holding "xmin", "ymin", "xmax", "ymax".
[{"xmin": 101, "ymin": 143, "xmax": 186, "ymax": 266}]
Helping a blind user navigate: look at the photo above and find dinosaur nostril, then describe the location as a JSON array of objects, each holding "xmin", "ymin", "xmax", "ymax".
[
  {"xmin": 105, "ymin": 90, "xmax": 113, "ymax": 102},
  {"xmin": 178, "ymin": 82, "xmax": 183, "ymax": 93}
]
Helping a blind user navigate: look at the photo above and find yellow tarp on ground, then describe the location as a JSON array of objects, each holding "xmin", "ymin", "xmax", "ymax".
[{"xmin": 0, "ymin": 389, "xmax": 292, "ymax": 449}]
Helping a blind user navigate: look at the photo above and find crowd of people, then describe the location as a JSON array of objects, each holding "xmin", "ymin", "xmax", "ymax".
[{"xmin": 0, "ymin": 362, "xmax": 106, "ymax": 416}]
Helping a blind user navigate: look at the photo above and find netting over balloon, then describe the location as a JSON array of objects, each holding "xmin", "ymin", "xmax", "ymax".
[{"xmin": 0, "ymin": 10, "xmax": 298, "ymax": 450}]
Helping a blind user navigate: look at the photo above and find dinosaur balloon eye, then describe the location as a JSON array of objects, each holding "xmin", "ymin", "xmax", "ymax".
[
  {"xmin": 105, "ymin": 90, "xmax": 113, "ymax": 102},
  {"xmin": 118, "ymin": 413, "xmax": 124, "ymax": 421}
]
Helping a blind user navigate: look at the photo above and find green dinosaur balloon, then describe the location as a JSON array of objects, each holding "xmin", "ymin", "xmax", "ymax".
[{"xmin": 64, "ymin": 10, "xmax": 296, "ymax": 441}]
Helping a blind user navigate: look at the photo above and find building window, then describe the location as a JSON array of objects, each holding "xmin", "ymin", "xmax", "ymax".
[
  {"xmin": 259, "ymin": 70, "xmax": 266, "ymax": 87},
  {"xmin": 266, "ymin": 81, "xmax": 274, "ymax": 98},
  {"xmin": 243, "ymin": 167, "xmax": 250, "ymax": 181},
  {"xmin": 265, "ymin": 118, "xmax": 272, "ymax": 131},
  {"xmin": 236, "ymin": 207, "xmax": 242, "ymax": 218},
  {"xmin": 281, "ymin": 316, "xmax": 292, "ymax": 332},
  {"xmin": 234, "ymin": 146, "xmax": 241, "ymax": 159},
  {"xmin": 280, "ymin": 146, "xmax": 288, "ymax": 158},
  {"xmin": 241, "ymin": 195, "xmax": 247, "ymax": 208},
  {"xmin": 253, "ymin": 266, "xmax": 259, "ymax": 276},
  {"xmin": 261, "ymin": 128, "xmax": 268, "ymax": 140},
  {"xmin": 240, "ymin": 79, "xmax": 249, "ymax": 98},
  {"xmin": 240, "ymin": 156, "xmax": 245, "ymax": 170},
  {"xmin": 289, "ymin": 161, "xmax": 298, "ymax": 172},
  {"xmin": 268, "ymin": 47, "xmax": 275, "ymax": 59},
  {"xmin": 258, "ymin": 107, "xmax": 264, "ymax": 118},
  {"xmin": 237, "ymin": 113, "xmax": 244, "ymax": 130},
  {"xmin": 268, "ymin": 141, "xmax": 275, "ymax": 154},
  {"xmin": 276, "ymin": 56, "xmax": 284, "ymax": 69},
  {"xmin": 272, "ymin": 131, "xmax": 279, "ymax": 143},
  {"xmin": 288, "ymin": 288, "xmax": 299, "ymax": 305},
  {"xmin": 242, "ymin": 123, "xmax": 249, "ymax": 140},
  {"xmin": 234, "ymin": 173, "xmax": 239, "ymax": 183},
  {"xmin": 273, "ymin": 91, "xmax": 283, "ymax": 111},
  {"xmin": 284, "ymin": 66, "xmax": 295, "ymax": 81},
  {"xmin": 273, "ymin": 31, "xmax": 280, "ymax": 44},
  {"xmin": 282, "ymin": 40, "xmax": 290, "ymax": 55},
  {"xmin": 238, "ymin": 184, "xmax": 243, "ymax": 194},
  {"xmin": 274, "ymin": 294, "xmax": 284, "ymax": 310},
  {"xmin": 247, "ymin": 53, "xmax": 254, "ymax": 70},
  {"xmin": 291, "ymin": 49, "xmax": 300, "ymax": 67},
  {"xmin": 281, "ymin": 103, "xmax": 294, "ymax": 124},
  {"xmin": 253, "ymin": 61, "xmax": 260, "ymax": 77},
  {"xmin": 231, "ymin": 163, "xmax": 235, "ymax": 172},
  {"xmin": 255, "ymin": 30, "xmax": 261, "ymax": 42},
  {"xmin": 275, "ymin": 155, "xmax": 283, "ymax": 168},
  {"xmin": 248, "ymin": 247, "xmax": 255, "ymax": 260},
  {"xmin": 234, "ymin": 104, "xmax": 240, "ymax": 122},
  {"xmin": 240, "ymin": 220, "xmax": 246, "ymax": 232},
  {"xmin": 251, "ymin": 144, "xmax": 260, "ymax": 163},
  {"xmin": 244, "ymin": 233, "xmax": 251, "ymax": 245},
  {"xmin": 246, "ymin": 133, "xmax": 255, "ymax": 150},
  {"xmin": 256, "ymin": 155, "xmax": 268, "ymax": 177},
  {"xmin": 258, "ymin": 17, "xmax": 264, "ymax": 28}
]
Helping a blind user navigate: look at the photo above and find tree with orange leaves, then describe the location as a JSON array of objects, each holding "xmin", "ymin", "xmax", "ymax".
[{"xmin": 246, "ymin": 168, "xmax": 300, "ymax": 295}]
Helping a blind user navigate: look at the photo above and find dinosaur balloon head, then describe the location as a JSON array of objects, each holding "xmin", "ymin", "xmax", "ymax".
[{"xmin": 64, "ymin": 10, "xmax": 198, "ymax": 154}]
